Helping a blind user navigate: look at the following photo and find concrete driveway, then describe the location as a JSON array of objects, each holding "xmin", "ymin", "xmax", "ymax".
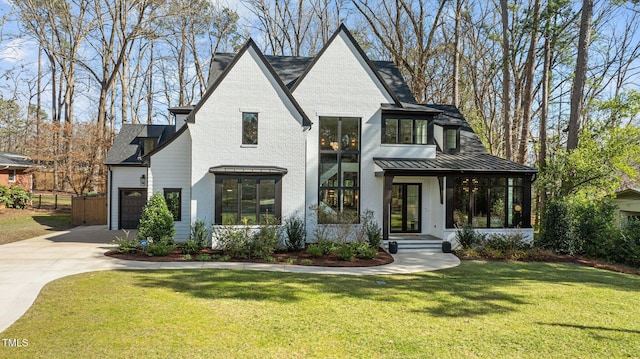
[{"xmin": 0, "ymin": 225, "xmax": 460, "ymax": 333}]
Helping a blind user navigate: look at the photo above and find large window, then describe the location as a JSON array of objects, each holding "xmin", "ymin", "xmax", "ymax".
[
  {"xmin": 382, "ymin": 117, "xmax": 428, "ymax": 144},
  {"xmin": 242, "ymin": 112, "xmax": 258, "ymax": 145},
  {"xmin": 216, "ymin": 176, "xmax": 280, "ymax": 225},
  {"xmin": 163, "ymin": 188, "xmax": 181, "ymax": 221},
  {"xmin": 452, "ymin": 176, "xmax": 525, "ymax": 228},
  {"xmin": 319, "ymin": 117, "xmax": 360, "ymax": 223}
]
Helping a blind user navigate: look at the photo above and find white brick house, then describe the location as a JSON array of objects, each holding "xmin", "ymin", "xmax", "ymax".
[{"xmin": 106, "ymin": 25, "xmax": 537, "ymax": 249}]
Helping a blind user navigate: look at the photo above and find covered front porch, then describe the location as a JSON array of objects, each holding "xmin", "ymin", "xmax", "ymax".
[{"xmin": 374, "ymin": 154, "xmax": 537, "ymax": 246}]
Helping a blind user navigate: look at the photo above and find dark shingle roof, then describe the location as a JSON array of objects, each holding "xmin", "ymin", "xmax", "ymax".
[
  {"xmin": 427, "ymin": 104, "xmax": 488, "ymax": 154},
  {"xmin": 374, "ymin": 154, "xmax": 537, "ymax": 175},
  {"xmin": 0, "ymin": 152, "xmax": 33, "ymax": 168},
  {"xmin": 207, "ymin": 55, "xmax": 417, "ymax": 104},
  {"xmin": 105, "ymin": 124, "xmax": 176, "ymax": 165}
]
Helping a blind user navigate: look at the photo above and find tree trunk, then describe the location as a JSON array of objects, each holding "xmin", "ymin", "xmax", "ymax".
[
  {"xmin": 517, "ymin": 0, "xmax": 541, "ymax": 164},
  {"xmin": 452, "ymin": 0, "xmax": 463, "ymax": 107},
  {"xmin": 500, "ymin": 0, "xmax": 512, "ymax": 160},
  {"xmin": 567, "ymin": 0, "xmax": 593, "ymax": 151}
]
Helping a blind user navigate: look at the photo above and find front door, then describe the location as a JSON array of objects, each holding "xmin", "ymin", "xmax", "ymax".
[
  {"xmin": 119, "ymin": 189, "xmax": 147, "ymax": 229},
  {"xmin": 391, "ymin": 183, "xmax": 421, "ymax": 233}
]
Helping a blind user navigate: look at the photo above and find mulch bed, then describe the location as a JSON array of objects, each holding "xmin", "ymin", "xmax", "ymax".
[{"xmin": 106, "ymin": 248, "xmax": 394, "ymax": 267}]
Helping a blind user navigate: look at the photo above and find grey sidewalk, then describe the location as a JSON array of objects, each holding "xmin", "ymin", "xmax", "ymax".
[{"xmin": 0, "ymin": 225, "xmax": 460, "ymax": 333}]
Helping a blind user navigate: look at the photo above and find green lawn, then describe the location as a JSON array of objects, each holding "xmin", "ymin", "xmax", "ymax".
[
  {"xmin": 0, "ymin": 211, "xmax": 73, "ymax": 245},
  {"xmin": 2, "ymin": 261, "xmax": 639, "ymax": 358}
]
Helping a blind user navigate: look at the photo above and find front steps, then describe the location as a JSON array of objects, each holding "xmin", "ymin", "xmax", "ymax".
[{"xmin": 383, "ymin": 235, "xmax": 443, "ymax": 253}]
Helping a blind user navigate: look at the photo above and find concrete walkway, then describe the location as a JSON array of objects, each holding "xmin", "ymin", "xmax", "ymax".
[{"xmin": 0, "ymin": 225, "xmax": 460, "ymax": 333}]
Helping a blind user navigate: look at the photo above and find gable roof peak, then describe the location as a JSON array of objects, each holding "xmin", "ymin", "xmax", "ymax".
[
  {"xmin": 187, "ymin": 37, "xmax": 311, "ymax": 127},
  {"xmin": 289, "ymin": 24, "xmax": 402, "ymax": 107}
]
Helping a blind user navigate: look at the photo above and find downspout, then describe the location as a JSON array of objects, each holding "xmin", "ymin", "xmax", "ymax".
[{"xmin": 108, "ymin": 166, "xmax": 113, "ymax": 230}]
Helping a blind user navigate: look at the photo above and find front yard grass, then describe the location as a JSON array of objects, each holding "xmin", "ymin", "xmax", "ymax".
[
  {"xmin": 0, "ymin": 210, "xmax": 73, "ymax": 245},
  {"xmin": 3, "ymin": 261, "xmax": 639, "ymax": 358}
]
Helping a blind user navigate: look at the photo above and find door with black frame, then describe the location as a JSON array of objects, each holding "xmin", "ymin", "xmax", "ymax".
[
  {"xmin": 391, "ymin": 183, "xmax": 421, "ymax": 233},
  {"xmin": 119, "ymin": 189, "xmax": 147, "ymax": 229}
]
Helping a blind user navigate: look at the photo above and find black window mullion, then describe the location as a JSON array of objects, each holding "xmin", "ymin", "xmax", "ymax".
[
  {"xmin": 236, "ymin": 180, "xmax": 242, "ymax": 225},
  {"xmin": 255, "ymin": 179, "xmax": 261, "ymax": 224}
]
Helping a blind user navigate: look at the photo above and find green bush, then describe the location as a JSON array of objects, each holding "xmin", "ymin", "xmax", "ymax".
[
  {"xmin": 0, "ymin": 185, "xmax": 31, "ymax": 209},
  {"xmin": 112, "ymin": 230, "xmax": 139, "ymax": 253},
  {"xmin": 538, "ymin": 200, "xmax": 573, "ymax": 254},
  {"xmin": 181, "ymin": 240, "xmax": 201, "ymax": 255},
  {"xmin": 251, "ymin": 215, "xmax": 281, "ymax": 260},
  {"xmin": 306, "ymin": 244, "xmax": 324, "ymax": 257},
  {"xmin": 317, "ymin": 238, "xmax": 337, "ymax": 254},
  {"xmin": 455, "ymin": 224, "xmax": 482, "ymax": 249},
  {"xmin": 196, "ymin": 253, "xmax": 212, "ymax": 261},
  {"xmin": 138, "ymin": 192, "xmax": 175, "ymax": 243},
  {"xmin": 190, "ymin": 219, "xmax": 211, "ymax": 248},
  {"xmin": 336, "ymin": 243, "xmax": 356, "ymax": 261},
  {"xmin": 284, "ymin": 215, "xmax": 306, "ymax": 251},
  {"xmin": 571, "ymin": 198, "xmax": 618, "ymax": 258},
  {"xmin": 354, "ymin": 242, "xmax": 378, "ymax": 259},
  {"xmin": 609, "ymin": 219, "xmax": 640, "ymax": 267},
  {"xmin": 216, "ymin": 224, "xmax": 252, "ymax": 259},
  {"xmin": 361, "ymin": 209, "xmax": 382, "ymax": 249},
  {"xmin": 146, "ymin": 236, "xmax": 176, "ymax": 256},
  {"xmin": 483, "ymin": 232, "xmax": 529, "ymax": 252}
]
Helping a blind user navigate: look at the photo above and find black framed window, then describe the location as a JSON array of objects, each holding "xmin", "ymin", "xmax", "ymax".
[
  {"xmin": 242, "ymin": 112, "xmax": 258, "ymax": 145},
  {"xmin": 216, "ymin": 176, "xmax": 281, "ymax": 225},
  {"xmin": 139, "ymin": 138, "xmax": 157, "ymax": 156},
  {"xmin": 443, "ymin": 126, "xmax": 460, "ymax": 153},
  {"xmin": 163, "ymin": 188, "xmax": 181, "ymax": 221},
  {"xmin": 382, "ymin": 117, "xmax": 429, "ymax": 144},
  {"xmin": 319, "ymin": 116, "xmax": 360, "ymax": 223},
  {"xmin": 451, "ymin": 176, "xmax": 525, "ymax": 228}
]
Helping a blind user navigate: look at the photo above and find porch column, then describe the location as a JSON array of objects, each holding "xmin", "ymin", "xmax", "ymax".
[{"xmin": 383, "ymin": 173, "xmax": 393, "ymax": 240}]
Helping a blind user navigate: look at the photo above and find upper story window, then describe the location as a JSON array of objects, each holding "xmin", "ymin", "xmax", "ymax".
[
  {"xmin": 8, "ymin": 169, "xmax": 16, "ymax": 182},
  {"xmin": 443, "ymin": 126, "xmax": 460, "ymax": 154},
  {"xmin": 319, "ymin": 116, "xmax": 360, "ymax": 223},
  {"xmin": 382, "ymin": 117, "xmax": 428, "ymax": 144},
  {"xmin": 139, "ymin": 138, "xmax": 157, "ymax": 156},
  {"xmin": 242, "ymin": 112, "xmax": 258, "ymax": 145}
]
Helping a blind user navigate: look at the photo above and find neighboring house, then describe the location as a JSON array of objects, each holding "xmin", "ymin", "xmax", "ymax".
[
  {"xmin": 106, "ymin": 25, "xmax": 537, "ymax": 249},
  {"xmin": 0, "ymin": 152, "xmax": 33, "ymax": 190},
  {"xmin": 614, "ymin": 188, "xmax": 640, "ymax": 220}
]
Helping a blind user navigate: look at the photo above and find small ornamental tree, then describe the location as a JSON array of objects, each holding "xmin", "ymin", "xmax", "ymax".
[{"xmin": 138, "ymin": 192, "xmax": 175, "ymax": 243}]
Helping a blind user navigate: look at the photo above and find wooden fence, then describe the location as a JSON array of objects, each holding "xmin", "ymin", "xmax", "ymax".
[{"xmin": 72, "ymin": 196, "xmax": 107, "ymax": 226}]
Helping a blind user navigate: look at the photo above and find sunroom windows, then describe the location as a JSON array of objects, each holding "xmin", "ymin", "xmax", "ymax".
[
  {"xmin": 451, "ymin": 176, "xmax": 526, "ymax": 228},
  {"xmin": 318, "ymin": 116, "xmax": 360, "ymax": 223}
]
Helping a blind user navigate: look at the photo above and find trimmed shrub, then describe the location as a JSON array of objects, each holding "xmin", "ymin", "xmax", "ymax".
[
  {"xmin": 216, "ymin": 224, "xmax": 252, "ymax": 259},
  {"xmin": 138, "ymin": 192, "xmax": 175, "ymax": 243},
  {"xmin": 190, "ymin": 219, "xmax": 211, "ymax": 248},
  {"xmin": 306, "ymin": 244, "xmax": 324, "ymax": 258},
  {"xmin": 609, "ymin": 219, "xmax": 640, "ymax": 267},
  {"xmin": 146, "ymin": 236, "xmax": 176, "ymax": 256},
  {"xmin": 361, "ymin": 209, "xmax": 382, "ymax": 249},
  {"xmin": 455, "ymin": 224, "xmax": 481, "ymax": 249},
  {"xmin": 284, "ymin": 215, "xmax": 306, "ymax": 251},
  {"xmin": 336, "ymin": 243, "xmax": 356, "ymax": 261},
  {"xmin": 538, "ymin": 199, "xmax": 573, "ymax": 254},
  {"xmin": 251, "ymin": 215, "xmax": 282, "ymax": 260}
]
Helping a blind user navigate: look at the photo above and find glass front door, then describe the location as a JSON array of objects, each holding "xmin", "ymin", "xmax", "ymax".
[{"xmin": 391, "ymin": 183, "xmax": 421, "ymax": 233}]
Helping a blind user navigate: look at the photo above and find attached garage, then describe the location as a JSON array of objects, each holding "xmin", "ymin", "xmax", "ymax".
[{"xmin": 119, "ymin": 189, "xmax": 147, "ymax": 229}]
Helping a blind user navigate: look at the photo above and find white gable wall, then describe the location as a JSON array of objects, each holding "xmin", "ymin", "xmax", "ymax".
[
  {"xmin": 294, "ymin": 30, "xmax": 439, "ymax": 237},
  {"xmin": 189, "ymin": 46, "xmax": 307, "ymax": 224},
  {"xmin": 148, "ymin": 129, "xmax": 192, "ymax": 240}
]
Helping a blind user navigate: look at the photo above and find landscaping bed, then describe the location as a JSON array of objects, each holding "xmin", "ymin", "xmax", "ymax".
[{"xmin": 105, "ymin": 247, "xmax": 394, "ymax": 267}]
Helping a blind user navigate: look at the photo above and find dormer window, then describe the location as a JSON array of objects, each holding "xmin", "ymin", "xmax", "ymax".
[
  {"xmin": 140, "ymin": 138, "xmax": 157, "ymax": 156},
  {"xmin": 443, "ymin": 126, "xmax": 460, "ymax": 154}
]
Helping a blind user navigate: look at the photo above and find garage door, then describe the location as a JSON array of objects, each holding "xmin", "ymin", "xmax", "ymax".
[{"xmin": 119, "ymin": 189, "xmax": 147, "ymax": 229}]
